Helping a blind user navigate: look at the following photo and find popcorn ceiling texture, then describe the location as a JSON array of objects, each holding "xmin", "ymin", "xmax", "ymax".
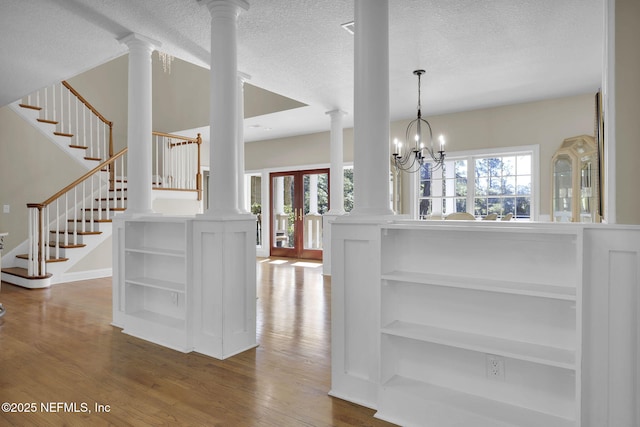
[{"xmin": 0, "ymin": 0, "xmax": 602, "ymax": 139}]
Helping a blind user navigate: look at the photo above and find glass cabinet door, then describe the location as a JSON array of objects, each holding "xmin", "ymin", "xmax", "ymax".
[
  {"xmin": 579, "ymin": 157, "xmax": 596, "ymax": 222},
  {"xmin": 553, "ymin": 156, "xmax": 573, "ymax": 222},
  {"xmin": 551, "ymin": 135, "xmax": 599, "ymax": 223}
]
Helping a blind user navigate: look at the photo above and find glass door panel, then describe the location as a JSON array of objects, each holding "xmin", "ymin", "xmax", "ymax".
[
  {"xmin": 301, "ymin": 172, "xmax": 328, "ymax": 258},
  {"xmin": 270, "ymin": 169, "xmax": 329, "ymax": 260},
  {"xmin": 271, "ymin": 174, "xmax": 296, "ymax": 257}
]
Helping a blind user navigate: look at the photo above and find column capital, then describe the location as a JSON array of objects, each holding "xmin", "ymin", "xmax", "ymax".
[
  {"xmin": 326, "ymin": 109, "xmax": 348, "ymax": 117},
  {"xmin": 118, "ymin": 33, "xmax": 161, "ymax": 51},
  {"xmin": 198, "ymin": 0, "xmax": 249, "ymax": 15}
]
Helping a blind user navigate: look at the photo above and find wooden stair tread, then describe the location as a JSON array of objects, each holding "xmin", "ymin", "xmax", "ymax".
[
  {"xmin": 2, "ymin": 267, "xmax": 52, "ymax": 280},
  {"xmin": 19, "ymin": 104, "xmax": 42, "ymax": 111},
  {"xmin": 47, "ymin": 242, "xmax": 86, "ymax": 249},
  {"xmin": 69, "ymin": 145, "xmax": 88, "ymax": 150},
  {"xmin": 84, "ymin": 157, "xmax": 102, "ymax": 161},
  {"xmin": 82, "ymin": 207, "xmax": 126, "ymax": 212},
  {"xmin": 54, "ymin": 131, "xmax": 73, "ymax": 137},
  {"xmin": 67, "ymin": 219, "xmax": 112, "ymax": 223},
  {"xmin": 37, "ymin": 118, "xmax": 58, "ymax": 125},
  {"xmin": 16, "ymin": 254, "xmax": 69, "ymax": 263},
  {"xmin": 51, "ymin": 230, "xmax": 102, "ymax": 236},
  {"xmin": 97, "ymin": 197, "xmax": 128, "ymax": 201}
]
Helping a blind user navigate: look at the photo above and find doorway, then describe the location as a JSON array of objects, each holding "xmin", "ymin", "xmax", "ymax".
[{"xmin": 270, "ymin": 169, "xmax": 329, "ymax": 260}]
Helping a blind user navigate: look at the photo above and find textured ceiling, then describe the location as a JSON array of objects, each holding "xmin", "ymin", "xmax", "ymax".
[{"xmin": 0, "ymin": 0, "xmax": 603, "ymax": 142}]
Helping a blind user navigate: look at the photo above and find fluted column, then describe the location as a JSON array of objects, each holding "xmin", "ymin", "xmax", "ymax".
[
  {"xmin": 237, "ymin": 72, "xmax": 250, "ymax": 213},
  {"xmin": 199, "ymin": 0, "xmax": 249, "ymax": 217},
  {"xmin": 350, "ymin": 0, "xmax": 393, "ymax": 216},
  {"xmin": 326, "ymin": 109, "xmax": 347, "ymax": 215},
  {"xmin": 119, "ymin": 33, "xmax": 160, "ymax": 214}
]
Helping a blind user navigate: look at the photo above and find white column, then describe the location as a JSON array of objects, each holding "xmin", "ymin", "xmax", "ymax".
[
  {"xmin": 119, "ymin": 33, "xmax": 159, "ymax": 214},
  {"xmin": 350, "ymin": 0, "xmax": 393, "ymax": 217},
  {"xmin": 200, "ymin": 0, "xmax": 249, "ymax": 217},
  {"xmin": 237, "ymin": 72, "xmax": 250, "ymax": 213},
  {"xmin": 326, "ymin": 109, "xmax": 347, "ymax": 215},
  {"xmin": 309, "ymin": 174, "xmax": 318, "ymax": 215}
]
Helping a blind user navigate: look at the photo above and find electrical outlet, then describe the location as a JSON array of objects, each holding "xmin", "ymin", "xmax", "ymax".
[
  {"xmin": 486, "ymin": 354, "xmax": 505, "ymax": 381},
  {"xmin": 171, "ymin": 292, "xmax": 179, "ymax": 306}
]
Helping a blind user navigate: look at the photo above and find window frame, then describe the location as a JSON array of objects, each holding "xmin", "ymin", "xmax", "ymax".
[{"xmin": 411, "ymin": 145, "xmax": 540, "ymax": 221}]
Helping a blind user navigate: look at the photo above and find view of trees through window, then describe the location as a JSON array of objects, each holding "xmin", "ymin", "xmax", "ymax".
[{"xmin": 419, "ymin": 152, "xmax": 533, "ymax": 220}]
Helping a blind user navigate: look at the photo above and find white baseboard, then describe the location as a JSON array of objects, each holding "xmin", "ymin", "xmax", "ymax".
[{"xmin": 60, "ymin": 268, "xmax": 112, "ymax": 284}]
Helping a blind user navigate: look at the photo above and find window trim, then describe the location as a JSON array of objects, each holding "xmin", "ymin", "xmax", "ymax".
[{"xmin": 411, "ymin": 144, "xmax": 540, "ymax": 220}]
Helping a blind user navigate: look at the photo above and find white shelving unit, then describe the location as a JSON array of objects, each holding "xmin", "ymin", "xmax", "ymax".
[
  {"xmin": 122, "ymin": 217, "xmax": 192, "ymax": 352},
  {"xmin": 376, "ymin": 223, "xmax": 581, "ymax": 427}
]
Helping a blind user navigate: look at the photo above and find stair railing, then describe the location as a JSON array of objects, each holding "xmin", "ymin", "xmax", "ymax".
[
  {"xmin": 152, "ymin": 132, "xmax": 203, "ymax": 200},
  {"xmin": 26, "ymin": 149, "xmax": 128, "ymax": 277},
  {"xmin": 22, "ymin": 81, "xmax": 113, "ymax": 163}
]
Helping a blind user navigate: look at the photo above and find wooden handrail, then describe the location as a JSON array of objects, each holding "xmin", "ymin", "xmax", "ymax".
[
  {"xmin": 152, "ymin": 131, "xmax": 200, "ymax": 143},
  {"xmin": 61, "ymin": 81, "xmax": 112, "ymax": 126},
  {"xmin": 34, "ymin": 148, "xmax": 128, "ymax": 208}
]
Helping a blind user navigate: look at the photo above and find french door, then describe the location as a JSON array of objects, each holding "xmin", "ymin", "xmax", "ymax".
[{"xmin": 270, "ymin": 169, "xmax": 329, "ymax": 260}]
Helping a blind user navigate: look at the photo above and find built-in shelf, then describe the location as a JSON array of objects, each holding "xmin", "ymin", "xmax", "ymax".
[
  {"xmin": 382, "ymin": 321, "xmax": 575, "ymax": 370},
  {"xmin": 125, "ymin": 276, "xmax": 185, "ymax": 293},
  {"xmin": 122, "ymin": 219, "xmax": 190, "ymax": 352},
  {"xmin": 124, "ymin": 247, "xmax": 185, "ymax": 257},
  {"xmin": 377, "ymin": 223, "xmax": 581, "ymax": 426},
  {"xmin": 377, "ymin": 375, "xmax": 575, "ymax": 427},
  {"xmin": 382, "ymin": 270, "xmax": 576, "ymax": 301}
]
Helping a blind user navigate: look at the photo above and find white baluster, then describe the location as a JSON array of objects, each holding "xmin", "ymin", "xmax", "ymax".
[
  {"xmin": 55, "ymin": 199, "xmax": 60, "ymax": 260},
  {"xmin": 73, "ymin": 186, "xmax": 77, "ymax": 245},
  {"xmin": 67, "ymin": 86, "xmax": 73, "ymax": 133},
  {"xmin": 75, "ymin": 98, "xmax": 79, "ymax": 146},
  {"xmin": 89, "ymin": 113, "xmax": 93, "ymax": 158},
  {"xmin": 121, "ymin": 155, "xmax": 125, "ymax": 209},
  {"xmin": 28, "ymin": 209, "xmax": 34, "ymax": 276},
  {"xmin": 43, "ymin": 87, "xmax": 48, "ymax": 120},
  {"xmin": 98, "ymin": 169, "xmax": 103, "ymax": 221},
  {"xmin": 90, "ymin": 176, "xmax": 94, "ymax": 231},
  {"xmin": 81, "ymin": 181, "xmax": 86, "ymax": 233},
  {"xmin": 154, "ymin": 135, "xmax": 158, "ymax": 187},
  {"xmin": 58, "ymin": 83, "xmax": 63, "ymax": 130},
  {"xmin": 64, "ymin": 194, "xmax": 69, "ymax": 251}
]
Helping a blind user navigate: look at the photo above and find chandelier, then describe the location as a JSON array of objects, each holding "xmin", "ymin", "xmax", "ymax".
[{"xmin": 392, "ymin": 69, "xmax": 445, "ymax": 173}]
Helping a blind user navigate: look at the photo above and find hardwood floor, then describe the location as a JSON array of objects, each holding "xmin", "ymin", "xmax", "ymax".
[{"xmin": 0, "ymin": 258, "xmax": 394, "ymax": 427}]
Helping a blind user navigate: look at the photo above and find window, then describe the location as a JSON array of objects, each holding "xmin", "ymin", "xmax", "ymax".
[{"xmin": 417, "ymin": 146, "xmax": 537, "ymax": 220}]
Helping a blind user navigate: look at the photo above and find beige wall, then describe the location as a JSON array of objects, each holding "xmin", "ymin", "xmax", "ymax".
[
  {"xmin": 66, "ymin": 237, "xmax": 112, "ymax": 273},
  {"xmin": 615, "ymin": 0, "xmax": 640, "ymax": 224},
  {"xmin": 245, "ymin": 128, "xmax": 354, "ymax": 171},
  {"xmin": 246, "ymin": 93, "xmax": 596, "ymax": 218},
  {"xmin": 67, "ymin": 54, "xmax": 129, "ymax": 152}
]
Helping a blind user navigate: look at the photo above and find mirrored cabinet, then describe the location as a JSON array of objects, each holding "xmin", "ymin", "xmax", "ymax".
[{"xmin": 551, "ymin": 135, "xmax": 600, "ymax": 223}]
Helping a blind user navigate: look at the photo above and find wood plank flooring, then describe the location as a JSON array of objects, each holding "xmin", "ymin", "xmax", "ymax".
[{"xmin": 0, "ymin": 258, "xmax": 394, "ymax": 426}]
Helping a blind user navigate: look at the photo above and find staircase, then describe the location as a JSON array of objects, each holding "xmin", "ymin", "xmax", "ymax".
[
  {"xmin": 2, "ymin": 82, "xmax": 123, "ymax": 288},
  {"xmin": 1, "ymin": 81, "xmax": 203, "ymax": 288}
]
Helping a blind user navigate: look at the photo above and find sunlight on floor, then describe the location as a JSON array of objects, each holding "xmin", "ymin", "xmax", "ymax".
[{"xmin": 291, "ymin": 261, "xmax": 323, "ymax": 268}]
